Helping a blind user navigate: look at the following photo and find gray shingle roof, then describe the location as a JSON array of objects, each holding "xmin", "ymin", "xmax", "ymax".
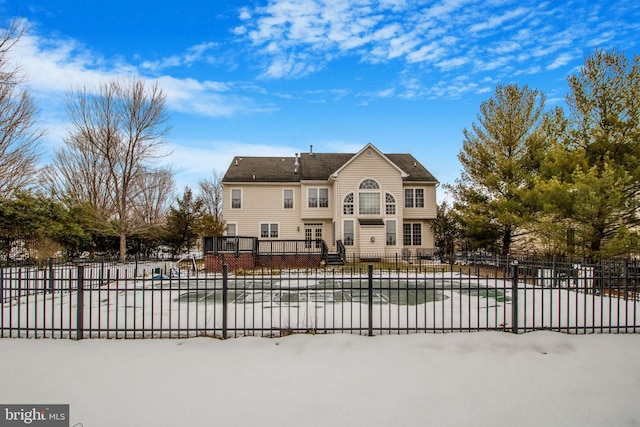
[{"xmin": 222, "ymin": 150, "xmax": 437, "ymax": 183}]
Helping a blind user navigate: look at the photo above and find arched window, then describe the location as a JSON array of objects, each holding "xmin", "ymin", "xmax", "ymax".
[
  {"xmin": 343, "ymin": 193, "xmax": 354, "ymax": 215},
  {"xmin": 358, "ymin": 179, "xmax": 380, "ymax": 215},
  {"xmin": 359, "ymin": 179, "xmax": 380, "ymax": 190},
  {"xmin": 385, "ymin": 193, "xmax": 396, "ymax": 215}
]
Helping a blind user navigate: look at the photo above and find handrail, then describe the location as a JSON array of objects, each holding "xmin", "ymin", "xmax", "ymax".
[{"xmin": 336, "ymin": 240, "xmax": 346, "ymax": 260}]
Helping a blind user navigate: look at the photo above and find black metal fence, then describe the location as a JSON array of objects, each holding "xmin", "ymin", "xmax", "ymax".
[{"xmin": 1, "ymin": 257, "xmax": 639, "ymax": 339}]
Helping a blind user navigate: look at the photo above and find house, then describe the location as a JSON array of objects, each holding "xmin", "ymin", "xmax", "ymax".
[{"xmin": 213, "ymin": 143, "xmax": 438, "ymax": 268}]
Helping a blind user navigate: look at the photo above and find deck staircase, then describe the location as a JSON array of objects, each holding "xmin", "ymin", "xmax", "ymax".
[
  {"xmin": 325, "ymin": 240, "xmax": 346, "ymax": 266},
  {"xmin": 325, "ymin": 252, "xmax": 345, "ymax": 266}
]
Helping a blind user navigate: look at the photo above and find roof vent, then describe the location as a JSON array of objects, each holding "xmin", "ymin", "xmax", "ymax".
[
  {"xmin": 309, "ymin": 144, "xmax": 313, "ymax": 156},
  {"xmin": 235, "ymin": 159, "xmax": 238, "ymax": 166}
]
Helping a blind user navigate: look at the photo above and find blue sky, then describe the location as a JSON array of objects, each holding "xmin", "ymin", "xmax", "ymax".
[{"xmin": 2, "ymin": 0, "xmax": 639, "ymax": 201}]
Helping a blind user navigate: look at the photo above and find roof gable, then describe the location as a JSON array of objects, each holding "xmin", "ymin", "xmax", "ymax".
[{"xmin": 331, "ymin": 143, "xmax": 408, "ymax": 179}]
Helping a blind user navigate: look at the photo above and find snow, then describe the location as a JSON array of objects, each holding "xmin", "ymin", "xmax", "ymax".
[{"xmin": 1, "ymin": 332, "xmax": 640, "ymax": 427}]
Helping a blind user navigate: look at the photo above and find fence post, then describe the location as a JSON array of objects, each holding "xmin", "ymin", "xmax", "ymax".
[
  {"xmin": 48, "ymin": 257, "xmax": 54, "ymax": 293},
  {"xmin": 511, "ymin": 262, "xmax": 519, "ymax": 334},
  {"xmin": 76, "ymin": 265, "xmax": 84, "ymax": 340},
  {"xmin": 222, "ymin": 264, "xmax": 228, "ymax": 339},
  {"xmin": 368, "ymin": 264, "xmax": 373, "ymax": 337}
]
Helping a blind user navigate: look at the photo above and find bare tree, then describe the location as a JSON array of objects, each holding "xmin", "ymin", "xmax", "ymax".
[
  {"xmin": 198, "ymin": 170, "xmax": 223, "ymax": 219},
  {"xmin": 198, "ymin": 170, "xmax": 226, "ymax": 236},
  {"xmin": 43, "ymin": 132, "xmax": 113, "ymax": 218},
  {"xmin": 60, "ymin": 78, "xmax": 171, "ymax": 260},
  {"xmin": 130, "ymin": 167, "xmax": 175, "ymax": 231},
  {"xmin": 0, "ymin": 20, "xmax": 43, "ymax": 198}
]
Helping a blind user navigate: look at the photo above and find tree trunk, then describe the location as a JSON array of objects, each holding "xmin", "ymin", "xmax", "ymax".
[
  {"xmin": 119, "ymin": 232, "xmax": 127, "ymax": 262},
  {"xmin": 501, "ymin": 227, "xmax": 512, "ymax": 256}
]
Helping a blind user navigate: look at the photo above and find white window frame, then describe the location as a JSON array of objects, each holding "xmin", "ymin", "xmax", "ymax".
[
  {"xmin": 358, "ymin": 179, "xmax": 381, "ymax": 215},
  {"xmin": 231, "ymin": 189, "xmax": 242, "ymax": 209},
  {"xmin": 283, "ymin": 189, "xmax": 294, "ymax": 209},
  {"xmin": 260, "ymin": 223, "xmax": 279, "ymax": 238},
  {"xmin": 403, "ymin": 223, "xmax": 422, "ymax": 246},
  {"xmin": 343, "ymin": 219, "xmax": 355, "ymax": 246},
  {"xmin": 385, "ymin": 193, "xmax": 396, "ymax": 215},
  {"xmin": 343, "ymin": 193, "xmax": 354, "ymax": 215},
  {"xmin": 404, "ymin": 188, "xmax": 424, "ymax": 208},
  {"xmin": 308, "ymin": 187, "xmax": 329, "ymax": 208},
  {"xmin": 226, "ymin": 223, "xmax": 237, "ymax": 236},
  {"xmin": 386, "ymin": 220, "xmax": 397, "ymax": 246}
]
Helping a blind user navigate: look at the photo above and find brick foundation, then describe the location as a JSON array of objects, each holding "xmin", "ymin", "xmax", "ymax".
[
  {"xmin": 204, "ymin": 253, "xmax": 322, "ymax": 272},
  {"xmin": 204, "ymin": 253, "xmax": 256, "ymax": 272}
]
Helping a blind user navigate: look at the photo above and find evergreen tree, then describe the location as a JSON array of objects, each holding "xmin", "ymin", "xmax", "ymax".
[
  {"xmin": 448, "ymin": 84, "xmax": 549, "ymax": 255},
  {"xmin": 538, "ymin": 49, "xmax": 640, "ymax": 256},
  {"xmin": 164, "ymin": 187, "xmax": 204, "ymax": 257}
]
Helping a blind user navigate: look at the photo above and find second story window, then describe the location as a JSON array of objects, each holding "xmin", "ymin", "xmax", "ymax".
[
  {"xmin": 308, "ymin": 188, "xmax": 329, "ymax": 208},
  {"xmin": 358, "ymin": 179, "xmax": 380, "ymax": 215},
  {"xmin": 385, "ymin": 193, "xmax": 396, "ymax": 215},
  {"xmin": 283, "ymin": 189, "xmax": 293, "ymax": 209},
  {"xmin": 231, "ymin": 189, "xmax": 242, "ymax": 209},
  {"xmin": 404, "ymin": 188, "xmax": 424, "ymax": 208},
  {"xmin": 343, "ymin": 193, "xmax": 354, "ymax": 215}
]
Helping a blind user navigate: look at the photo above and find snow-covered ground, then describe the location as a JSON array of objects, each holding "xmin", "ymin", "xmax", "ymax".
[{"xmin": 1, "ymin": 332, "xmax": 639, "ymax": 427}]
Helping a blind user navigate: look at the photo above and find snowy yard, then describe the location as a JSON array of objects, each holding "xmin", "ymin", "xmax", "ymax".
[
  {"xmin": 2, "ymin": 266, "xmax": 640, "ymax": 426},
  {"xmin": 1, "ymin": 332, "xmax": 639, "ymax": 426}
]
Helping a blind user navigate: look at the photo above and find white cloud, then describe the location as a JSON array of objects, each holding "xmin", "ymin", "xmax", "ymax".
[
  {"xmin": 6, "ymin": 24, "xmax": 266, "ymax": 118},
  {"xmin": 232, "ymin": 0, "xmax": 635, "ymax": 98},
  {"xmin": 436, "ymin": 56, "xmax": 469, "ymax": 71},
  {"xmin": 546, "ymin": 52, "xmax": 574, "ymax": 70}
]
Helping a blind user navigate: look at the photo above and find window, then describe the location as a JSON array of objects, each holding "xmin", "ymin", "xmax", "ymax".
[
  {"xmin": 359, "ymin": 179, "xmax": 379, "ymax": 189},
  {"xmin": 343, "ymin": 220, "xmax": 354, "ymax": 246},
  {"xmin": 231, "ymin": 189, "xmax": 242, "ymax": 209},
  {"xmin": 343, "ymin": 193, "xmax": 354, "ymax": 215},
  {"xmin": 403, "ymin": 223, "xmax": 422, "ymax": 246},
  {"xmin": 358, "ymin": 179, "xmax": 380, "ymax": 215},
  {"xmin": 386, "ymin": 220, "xmax": 396, "ymax": 246},
  {"xmin": 260, "ymin": 223, "xmax": 279, "ymax": 238},
  {"xmin": 283, "ymin": 189, "xmax": 293, "ymax": 209},
  {"xmin": 308, "ymin": 188, "xmax": 329, "ymax": 208},
  {"xmin": 405, "ymin": 189, "xmax": 424, "ymax": 208},
  {"xmin": 226, "ymin": 223, "xmax": 237, "ymax": 236},
  {"xmin": 415, "ymin": 189, "xmax": 424, "ymax": 208},
  {"xmin": 359, "ymin": 193, "xmax": 380, "ymax": 215},
  {"xmin": 385, "ymin": 193, "xmax": 396, "ymax": 215}
]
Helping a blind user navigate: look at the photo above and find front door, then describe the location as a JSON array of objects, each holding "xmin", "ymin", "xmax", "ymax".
[{"xmin": 304, "ymin": 223, "xmax": 323, "ymax": 249}]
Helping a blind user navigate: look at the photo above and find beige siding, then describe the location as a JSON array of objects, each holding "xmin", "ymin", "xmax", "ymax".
[
  {"xmin": 333, "ymin": 150, "xmax": 404, "ymax": 254},
  {"xmin": 402, "ymin": 183, "xmax": 437, "ymax": 219},
  {"xmin": 223, "ymin": 183, "xmax": 303, "ymax": 239},
  {"xmin": 359, "ymin": 226, "xmax": 386, "ymax": 254},
  {"xmin": 300, "ymin": 181, "xmax": 333, "ymax": 220}
]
